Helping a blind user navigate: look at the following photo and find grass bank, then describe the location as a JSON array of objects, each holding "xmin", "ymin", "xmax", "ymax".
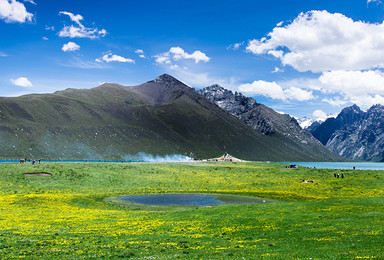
[{"xmin": 0, "ymin": 161, "xmax": 382, "ymax": 259}]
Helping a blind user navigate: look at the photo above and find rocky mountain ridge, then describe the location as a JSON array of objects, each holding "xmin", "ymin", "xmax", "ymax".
[
  {"xmin": 310, "ymin": 104, "xmax": 384, "ymax": 161},
  {"xmin": 310, "ymin": 104, "xmax": 365, "ymax": 146},
  {"xmin": 198, "ymin": 84, "xmax": 338, "ymax": 159}
]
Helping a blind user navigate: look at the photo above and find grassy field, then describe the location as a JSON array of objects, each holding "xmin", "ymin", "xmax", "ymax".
[{"xmin": 0, "ymin": 161, "xmax": 382, "ymax": 259}]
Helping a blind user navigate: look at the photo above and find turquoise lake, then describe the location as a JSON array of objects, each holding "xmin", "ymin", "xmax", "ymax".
[
  {"xmin": 2, "ymin": 159, "xmax": 384, "ymax": 170},
  {"xmin": 282, "ymin": 161, "xmax": 384, "ymax": 170}
]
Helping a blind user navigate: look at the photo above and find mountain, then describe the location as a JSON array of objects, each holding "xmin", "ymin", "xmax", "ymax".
[
  {"xmin": 306, "ymin": 120, "xmax": 322, "ymax": 133},
  {"xmin": 297, "ymin": 117, "xmax": 316, "ymax": 129},
  {"xmin": 322, "ymin": 104, "xmax": 384, "ymax": 161},
  {"xmin": 310, "ymin": 104, "xmax": 365, "ymax": 146},
  {"xmin": 298, "ymin": 114, "xmax": 334, "ymax": 132},
  {"xmin": 0, "ymin": 74, "xmax": 340, "ymax": 161},
  {"xmin": 198, "ymin": 84, "xmax": 341, "ymax": 161}
]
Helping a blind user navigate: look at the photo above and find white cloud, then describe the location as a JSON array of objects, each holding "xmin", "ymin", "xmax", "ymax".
[
  {"xmin": 59, "ymin": 11, "xmax": 83, "ymax": 26},
  {"xmin": 284, "ymin": 87, "xmax": 315, "ymax": 101},
  {"xmin": 45, "ymin": 25, "xmax": 54, "ymax": 31},
  {"xmin": 312, "ymin": 110, "xmax": 336, "ymax": 121},
  {"xmin": 0, "ymin": 0, "xmax": 33, "ymax": 23},
  {"xmin": 321, "ymin": 97, "xmax": 348, "ymax": 107},
  {"xmin": 0, "ymin": 51, "xmax": 7, "ymax": 56},
  {"xmin": 11, "ymin": 77, "xmax": 32, "ymax": 87},
  {"xmin": 350, "ymin": 94, "xmax": 384, "ymax": 107},
  {"xmin": 170, "ymin": 47, "xmax": 210, "ymax": 63},
  {"xmin": 271, "ymin": 67, "xmax": 282, "ymax": 73},
  {"xmin": 319, "ymin": 70, "xmax": 384, "ymax": 96},
  {"xmin": 313, "ymin": 110, "xmax": 327, "ymax": 119},
  {"xmin": 155, "ymin": 47, "xmax": 210, "ymax": 64},
  {"xmin": 317, "ymin": 70, "xmax": 384, "ymax": 108},
  {"xmin": 238, "ymin": 81, "xmax": 284, "ymax": 100},
  {"xmin": 279, "ymin": 70, "xmax": 384, "ymax": 108},
  {"xmin": 59, "ymin": 25, "xmax": 107, "ymax": 39},
  {"xmin": 227, "ymin": 42, "xmax": 244, "ymax": 50},
  {"xmin": 62, "ymin": 41, "xmax": 80, "ymax": 52},
  {"xmin": 233, "ymin": 42, "xmax": 243, "ymax": 50},
  {"xmin": 367, "ymin": 0, "xmax": 381, "ymax": 4},
  {"xmin": 42, "ymin": 36, "xmax": 48, "ymax": 40},
  {"xmin": 96, "ymin": 52, "xmax": 134, "ymax": 63},
  {"xmin": 135, "ymin": 49, "xmax": 145, "ymax": 58},
  {"xmin": 23, "ymin": 0, "xmax": 35, "ymax": 5},
  {"xmin": 154, "ymin": 52, "xmax": 171, "ymax": 64},
  {"xmin": 58, "ymin": 11, "xmax": 107, "ymax": 39},
  {"xmin": 170, "ymin": 64, "xmax": 179, "ymax": 70},
  {"xmin": 247, "ymin": 10, "xmax": 384, "ymax": 72},
  {"xmin": 238, "ymin": 80, "xmax": 314, "ymax": 101}
]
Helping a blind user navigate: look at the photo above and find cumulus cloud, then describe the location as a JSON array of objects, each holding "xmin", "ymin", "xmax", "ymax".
[
  {"xmin": 247, "ymin": 10, "xmax": 384, "ymax": 72},
  {"xmin": 96, "ymin": 52, "xmax": 134, "ymax": 63},
  {"xmin": 155, "ymin": 47, "xmax": 210, "ymax": 64},
  {"xmin": 59, "ymin": 11, "xmax": 107, "ymax": 39},
  {"xmin": 59, "ymin": 25, "xmax": 107, "ymax": 39},
  {"xmin": 0, "ymin": 0, "xmax": 33, "ymax": 23},
  {"xmin": 238, "ymin": 80, "xmax": 314, "ymax": 101},
  {"xmin": 319, "ymin": 70, "xmax": 384, "ymax": 96},
  {"xmin": 313, "ymin": 109, "xmax": 327, "ymax": 119},
  {"xmin": 135, "ymin": 49, "xmax": 145, "ymax": 58},
  {"xmin": 62, "ymin": 41, "xmax": 80, "ymax": 52},
  {"xmin": 154, "ymin": 53, "xmax": 171, "ymax": 64},
  {"xmin": 280, "ymin": 70, "xmax": 384, "ymax": 108},
  {"xmin": 317, "ymin": 70, "xmax": 384, "ymax": 108},
  {"xmin": 312, "ymin": 109, "xmax": 336, "ymax": 121},
  {"xmin": 11, "ymin": 77, "xmax": 32, "ymax": 87},
  {"xmin": 42, "ymin": 36, "xmax": 48, "ymax": 40},
  {"xmin": 171, "ymin": 47, "xmax": 210, "ymax": 63}
]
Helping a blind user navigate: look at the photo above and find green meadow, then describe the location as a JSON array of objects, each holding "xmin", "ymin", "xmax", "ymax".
[{"xmin": 0, "ymin": 161, "xmax": 382, "ymax": 259}]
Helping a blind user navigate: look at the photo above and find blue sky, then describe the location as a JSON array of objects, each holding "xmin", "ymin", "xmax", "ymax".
[{"xmin": 1, "ymin": 0, "xmax": 384, "ymax": 119}]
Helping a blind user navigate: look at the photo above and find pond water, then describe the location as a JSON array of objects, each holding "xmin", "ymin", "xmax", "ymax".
[{"xmin": 120, "ymin": 194, "xmax": 225, "ymax": 206}]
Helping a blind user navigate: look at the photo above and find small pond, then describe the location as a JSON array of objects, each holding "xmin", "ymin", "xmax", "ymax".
[{"xmin": 119, "ymin": 194, "xmax": 268, "ymax": 206}]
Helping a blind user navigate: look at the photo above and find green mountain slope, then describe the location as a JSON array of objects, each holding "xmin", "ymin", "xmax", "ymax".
[{"xmin": 0, "ymin": 74, "xmax": 340, "ymax": 161}]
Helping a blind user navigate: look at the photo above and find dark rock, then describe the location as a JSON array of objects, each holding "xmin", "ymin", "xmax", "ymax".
[
  {"xmin": 325, "ymin": 104, "xmax": 384, "ymax": 161},
  {"xmin": 310, "ymin": 104, "xmax": 365, "ymax": 145}
]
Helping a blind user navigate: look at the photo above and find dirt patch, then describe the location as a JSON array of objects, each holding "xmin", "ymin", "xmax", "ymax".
[{"xmin": 23, "ymin": 172, "xmax": 52, "ymax": 176}]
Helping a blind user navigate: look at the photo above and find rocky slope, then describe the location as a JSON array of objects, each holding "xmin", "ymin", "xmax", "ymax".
[
  {"xmin": 198, "ymin": 84, "xmax": 341, "ymax": 160},
  {"xmin": 323, "ymin": 104, "xmax": 384, "ymax": 161},
  {"xmin": 310, "ymin": 104, "xmax": 365, "ymax": 145}
]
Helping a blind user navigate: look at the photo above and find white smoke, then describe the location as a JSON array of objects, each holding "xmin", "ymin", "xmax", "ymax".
[{"xmin": 125, "ymin": 152, "xmax": 193, "ymax": 162}]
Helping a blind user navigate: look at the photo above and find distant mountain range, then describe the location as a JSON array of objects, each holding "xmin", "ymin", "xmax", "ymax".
[
  {"xmin": 0, "ymin": 74, "xmax": 340, "ymax": 161},
  {"xmin": 309, "ymin": 104, "xmax": 384, "ymax": 161},
  {"xmin": 198, "ymin": 84, "xmax": 341, "ymax": 161},
  {"xmin": 297, "ymin": 116, "xmax": 333, "ymax": 132}
]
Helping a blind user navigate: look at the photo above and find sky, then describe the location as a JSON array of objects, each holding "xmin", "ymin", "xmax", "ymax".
[{"xmin": 1, "ymin": 0, "xmax": 384, "ymax": 120}]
